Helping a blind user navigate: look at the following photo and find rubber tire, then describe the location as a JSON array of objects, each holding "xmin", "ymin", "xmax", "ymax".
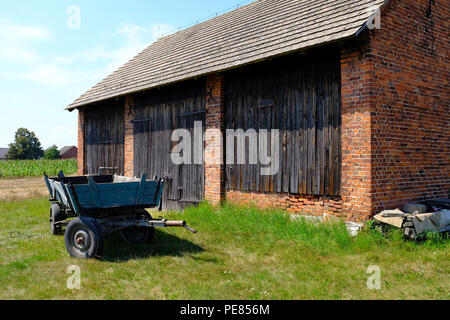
[
  {"xmin": 65, "ymin": 217, "xmax": 104, "ymax": 259},
  {"xmin": 121, "ymin": 211, "xmax": 155, "ymax": 244},
  {"xmin": 50, "ymin": 203, "xmax": 63, "ymax": 235}
]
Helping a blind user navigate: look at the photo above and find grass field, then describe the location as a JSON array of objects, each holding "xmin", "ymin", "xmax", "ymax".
[
  {"xmin": 0, "ymin": 192, "xmax": 448, "ymax": 300},
  {"xmin": 0, "ymin": 159, "xmax": 77, "ymax": 178}
]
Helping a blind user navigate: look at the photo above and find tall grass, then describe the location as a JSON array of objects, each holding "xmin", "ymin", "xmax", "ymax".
[
  {"xmin": 0, "ymin": 198, "xmax": 448, "ymax": 299},
  {"xmin": 0, "ymin": 159, "xmax": 77, "ymax": 178},
  {"xmin": 183, "ymin": 202, "xmax": 449, "ymax": 254}
]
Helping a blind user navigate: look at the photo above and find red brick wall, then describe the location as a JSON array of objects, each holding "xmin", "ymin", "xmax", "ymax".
[
  {"xmin": 368, "ymin": 0, "xmax": 449, "ymax": 212},
  {"xmin": 204, "ymin": 74, "xmax": 225, "ymax": 205},
  {"xmin": 124, "ymin": 96, "xmax": 134, "ymax": 177},
  {"xmin": 340, "ymin": 36, "xmax": 375, "ymax": 221},
  {"xmin": 77, "ymin": 109, "xmax": 85, "ymax": 175},
  {"xmin": 226, "ymin": 191, "xmax": 344, "ymax": 218}
]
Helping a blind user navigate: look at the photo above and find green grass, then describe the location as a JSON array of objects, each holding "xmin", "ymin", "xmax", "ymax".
[
  {"xmin": 0, "ymin": 159, "xmax": 77, "ymax": 178},
  {"xmin": 0, "ymin": 198, "xmax": 448, "ymax": 300}
]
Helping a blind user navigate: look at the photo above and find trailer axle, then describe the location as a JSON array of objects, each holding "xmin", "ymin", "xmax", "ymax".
[{"xmin": 98, "ymin": 218, "xmax": 198, "ymax": 235}]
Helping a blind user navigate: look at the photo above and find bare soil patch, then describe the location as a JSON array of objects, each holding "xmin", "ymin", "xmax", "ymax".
[{"xmin": 0, "ymin": 177, "xmax": 47, "ymax": 201}]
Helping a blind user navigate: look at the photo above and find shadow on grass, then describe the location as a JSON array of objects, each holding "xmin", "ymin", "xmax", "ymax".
[{"xmin": 100, "ymin": 230, "xmax": 204, "ymax": 262}]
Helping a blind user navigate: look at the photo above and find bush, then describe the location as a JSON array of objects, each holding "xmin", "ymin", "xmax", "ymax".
[{"xmin": 44, "ymin": 145, "xmax": 60, "ymax": 160}]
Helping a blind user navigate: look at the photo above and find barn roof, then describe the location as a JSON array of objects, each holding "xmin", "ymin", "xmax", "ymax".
[{"xmin": 67, "ymin": 0, "xmax": 386, "ymax": 110}]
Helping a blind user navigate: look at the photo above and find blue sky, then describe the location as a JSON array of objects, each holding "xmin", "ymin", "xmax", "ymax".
[{"xmin": 0, "ymin": 0, "xmax": 252, "ymax": 149}]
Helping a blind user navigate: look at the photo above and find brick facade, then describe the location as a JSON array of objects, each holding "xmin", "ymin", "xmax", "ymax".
[
  {"xmin": 368, "ymin": 0, "xmax": 449, "ymax": 212},
  {"xmin": 337, "ymin": 0, "xmax": 449, "ymax": 219},
  {"xmin": 204, "ymin": 74, "xmax": 225, "ymax": 205},
  {"xmin": 226, "ymin": 191, "xmax": 344, "ymax": 218},
  {"xmin": 340, "ymin": 36, "xmax": 374, "ymax": 221},
  {"xmin": 124, "ymin": 96, "xmax": 135, "ymax": 177},
  {"xmin": 77, "ymin": 109, "xmax": 85, "ymax": 176}
]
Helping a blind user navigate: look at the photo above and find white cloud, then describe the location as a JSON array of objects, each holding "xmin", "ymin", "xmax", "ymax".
[
  {"xmin": 0, "ymin": 20, "xmax": 50, "ymax": 42},
  {"xmin": 0, "ymin": 20, "xmax": 175, "ymax": 148},
  {"xmin": 2, "ymin": 64, "xmax": 89, "ymax": 88},
  {"xmin": 52, "ymin": 23, "xmax": 174, "ymax": 67},
  {"xmin": 0, "ymin": 20, "xmax": 51, "ymax": 64},
  {"xmin": 47, "ymin": 124, "xmax": 77, "ymax": 147},
  {"xmin": 0, "ymin": 47, "xmax": 38, "ymax": 64},
  {"xmin": 0, "ymin": 22, "xmax": 174, "ymax": 91}
]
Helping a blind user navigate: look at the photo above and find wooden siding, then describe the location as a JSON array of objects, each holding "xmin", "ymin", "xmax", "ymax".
[
  {"xmin": 224, "ymin": 50, "xmax": 342, "ymax": 196},
  {"xmin": 133, "ymin": 79, "xmax": 206, "ymax": 211},
  {"xmin": 84, "ymin": 99, "xmax": 124, "ymax": 175}
]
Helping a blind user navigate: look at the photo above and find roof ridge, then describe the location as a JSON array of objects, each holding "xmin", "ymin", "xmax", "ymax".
[{"xmin": 159, "ymin": 0, "xmax": 263, "ymax": 41}]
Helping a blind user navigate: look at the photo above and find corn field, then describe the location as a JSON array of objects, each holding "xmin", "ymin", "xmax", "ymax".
[{"xmin": 0, "ymin": 159, "xmax": 77, "ymax": 178}]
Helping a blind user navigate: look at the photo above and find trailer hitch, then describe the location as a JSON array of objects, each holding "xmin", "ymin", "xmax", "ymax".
[
  {"xmin": 98, "ymin": 218, "xmax": 198, "ymax": 235},
  {"xmin": 158, "ymin": 220, "xmax": 198, "ymax": 233}
]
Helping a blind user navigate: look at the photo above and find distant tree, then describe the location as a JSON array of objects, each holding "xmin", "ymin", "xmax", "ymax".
[
  {"xmin": 44, "ymin": 145, "xmax": 60, "ymax": 160},
  {"xmin": 6, "ymin": 128, "xmax": 44, "ymax": 160}
]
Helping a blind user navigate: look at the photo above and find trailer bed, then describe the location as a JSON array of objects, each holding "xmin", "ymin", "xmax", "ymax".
[{"xmin": 43, "ymin": 171, "xmax": 196, "ymax": 259}]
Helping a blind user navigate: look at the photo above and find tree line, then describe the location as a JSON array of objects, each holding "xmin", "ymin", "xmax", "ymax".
[{"xmin": 5, "ymin": 128, "xmax": 60, "ymax": 160}]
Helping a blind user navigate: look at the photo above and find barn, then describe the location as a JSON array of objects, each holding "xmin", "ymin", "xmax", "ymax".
[
  {"xmin": 59, "ymin": 146, "xmax": 78, "ymax": 160},
  {"xmin": 67, "ymin": 0, "xmax": 449, "ymax": 222}
]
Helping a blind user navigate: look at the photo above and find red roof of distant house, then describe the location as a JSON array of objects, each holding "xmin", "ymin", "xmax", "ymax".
[{"xmin": 60, "ymin": 146, "xmax": 78, "ymax": 159}]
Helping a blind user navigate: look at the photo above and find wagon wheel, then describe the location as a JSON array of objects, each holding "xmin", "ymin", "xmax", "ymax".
[
  {"xmin": 121, "ymin": 210, "xmax": 155, "ymax": 244},
  {"xmin": 65, "ymin": 217, "xmax": 104, "ymax": 259},
  {"xmin": 49, "ymin": 203, "xmax": 63, "ymax": 235}
]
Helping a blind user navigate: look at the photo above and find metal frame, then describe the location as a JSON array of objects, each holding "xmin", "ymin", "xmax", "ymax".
[{"xmin": 95, "ymin": 216, "xmax": 197, "ymax": 235}]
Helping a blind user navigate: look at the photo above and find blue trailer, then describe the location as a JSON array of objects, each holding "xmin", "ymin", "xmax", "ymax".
[{"xmin": 44, "ymin": 171, "xmax": 197, "ymax": 259}]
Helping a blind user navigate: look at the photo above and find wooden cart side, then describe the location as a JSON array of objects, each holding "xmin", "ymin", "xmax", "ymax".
[{"xmin": 71, "ymin": 175, "xmax": 163, "ymax": 211}]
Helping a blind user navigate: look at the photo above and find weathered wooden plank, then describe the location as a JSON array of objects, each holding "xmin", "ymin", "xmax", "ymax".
[
  {"xmin": 317, "ymin": 59, "xmax": 325, "ymax": 195},
  {"xmin": 133, "ymin": 79, "xmax": 206, "ymax": 211},
  {"xmin": 85, "ymin": 98, "xmax": 124, "ymax": 175},
  {"xmin": 281, "ymin": 74, "xmax": 289, "ymax": 194},
  {"xmin": 224, "ymin": 49, "xmax": 341, "ymax": 197},
  {"xmin": 334, "ymin": 61, "xmax": 342, "ymax": 196}
]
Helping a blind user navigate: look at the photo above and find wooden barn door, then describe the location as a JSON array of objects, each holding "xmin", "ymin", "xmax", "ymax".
[
  {"xmin": 133, "ymin": 80, "xmax": 206, "ymax": 211},
  {"xmin": 84, "ymin": 99, "xmax": 124, "ymax": 175},
  {"xmin": 224, "ymin": 50, "xmax": 341, "ymax": 196},
  {"xmin": 172, "ymin": 109, "xmax": 205, "ymax": 209}
]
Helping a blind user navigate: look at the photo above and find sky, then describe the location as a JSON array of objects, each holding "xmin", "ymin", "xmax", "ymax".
[{"xmin": 0, "ymin": 0, "xmax": 253, "ymax": 150}]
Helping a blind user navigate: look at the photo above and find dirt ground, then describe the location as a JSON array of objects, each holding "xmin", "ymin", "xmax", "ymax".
[{"xmin": 0, "ymin": 177, "xmax": 48, "ymax": 201}]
